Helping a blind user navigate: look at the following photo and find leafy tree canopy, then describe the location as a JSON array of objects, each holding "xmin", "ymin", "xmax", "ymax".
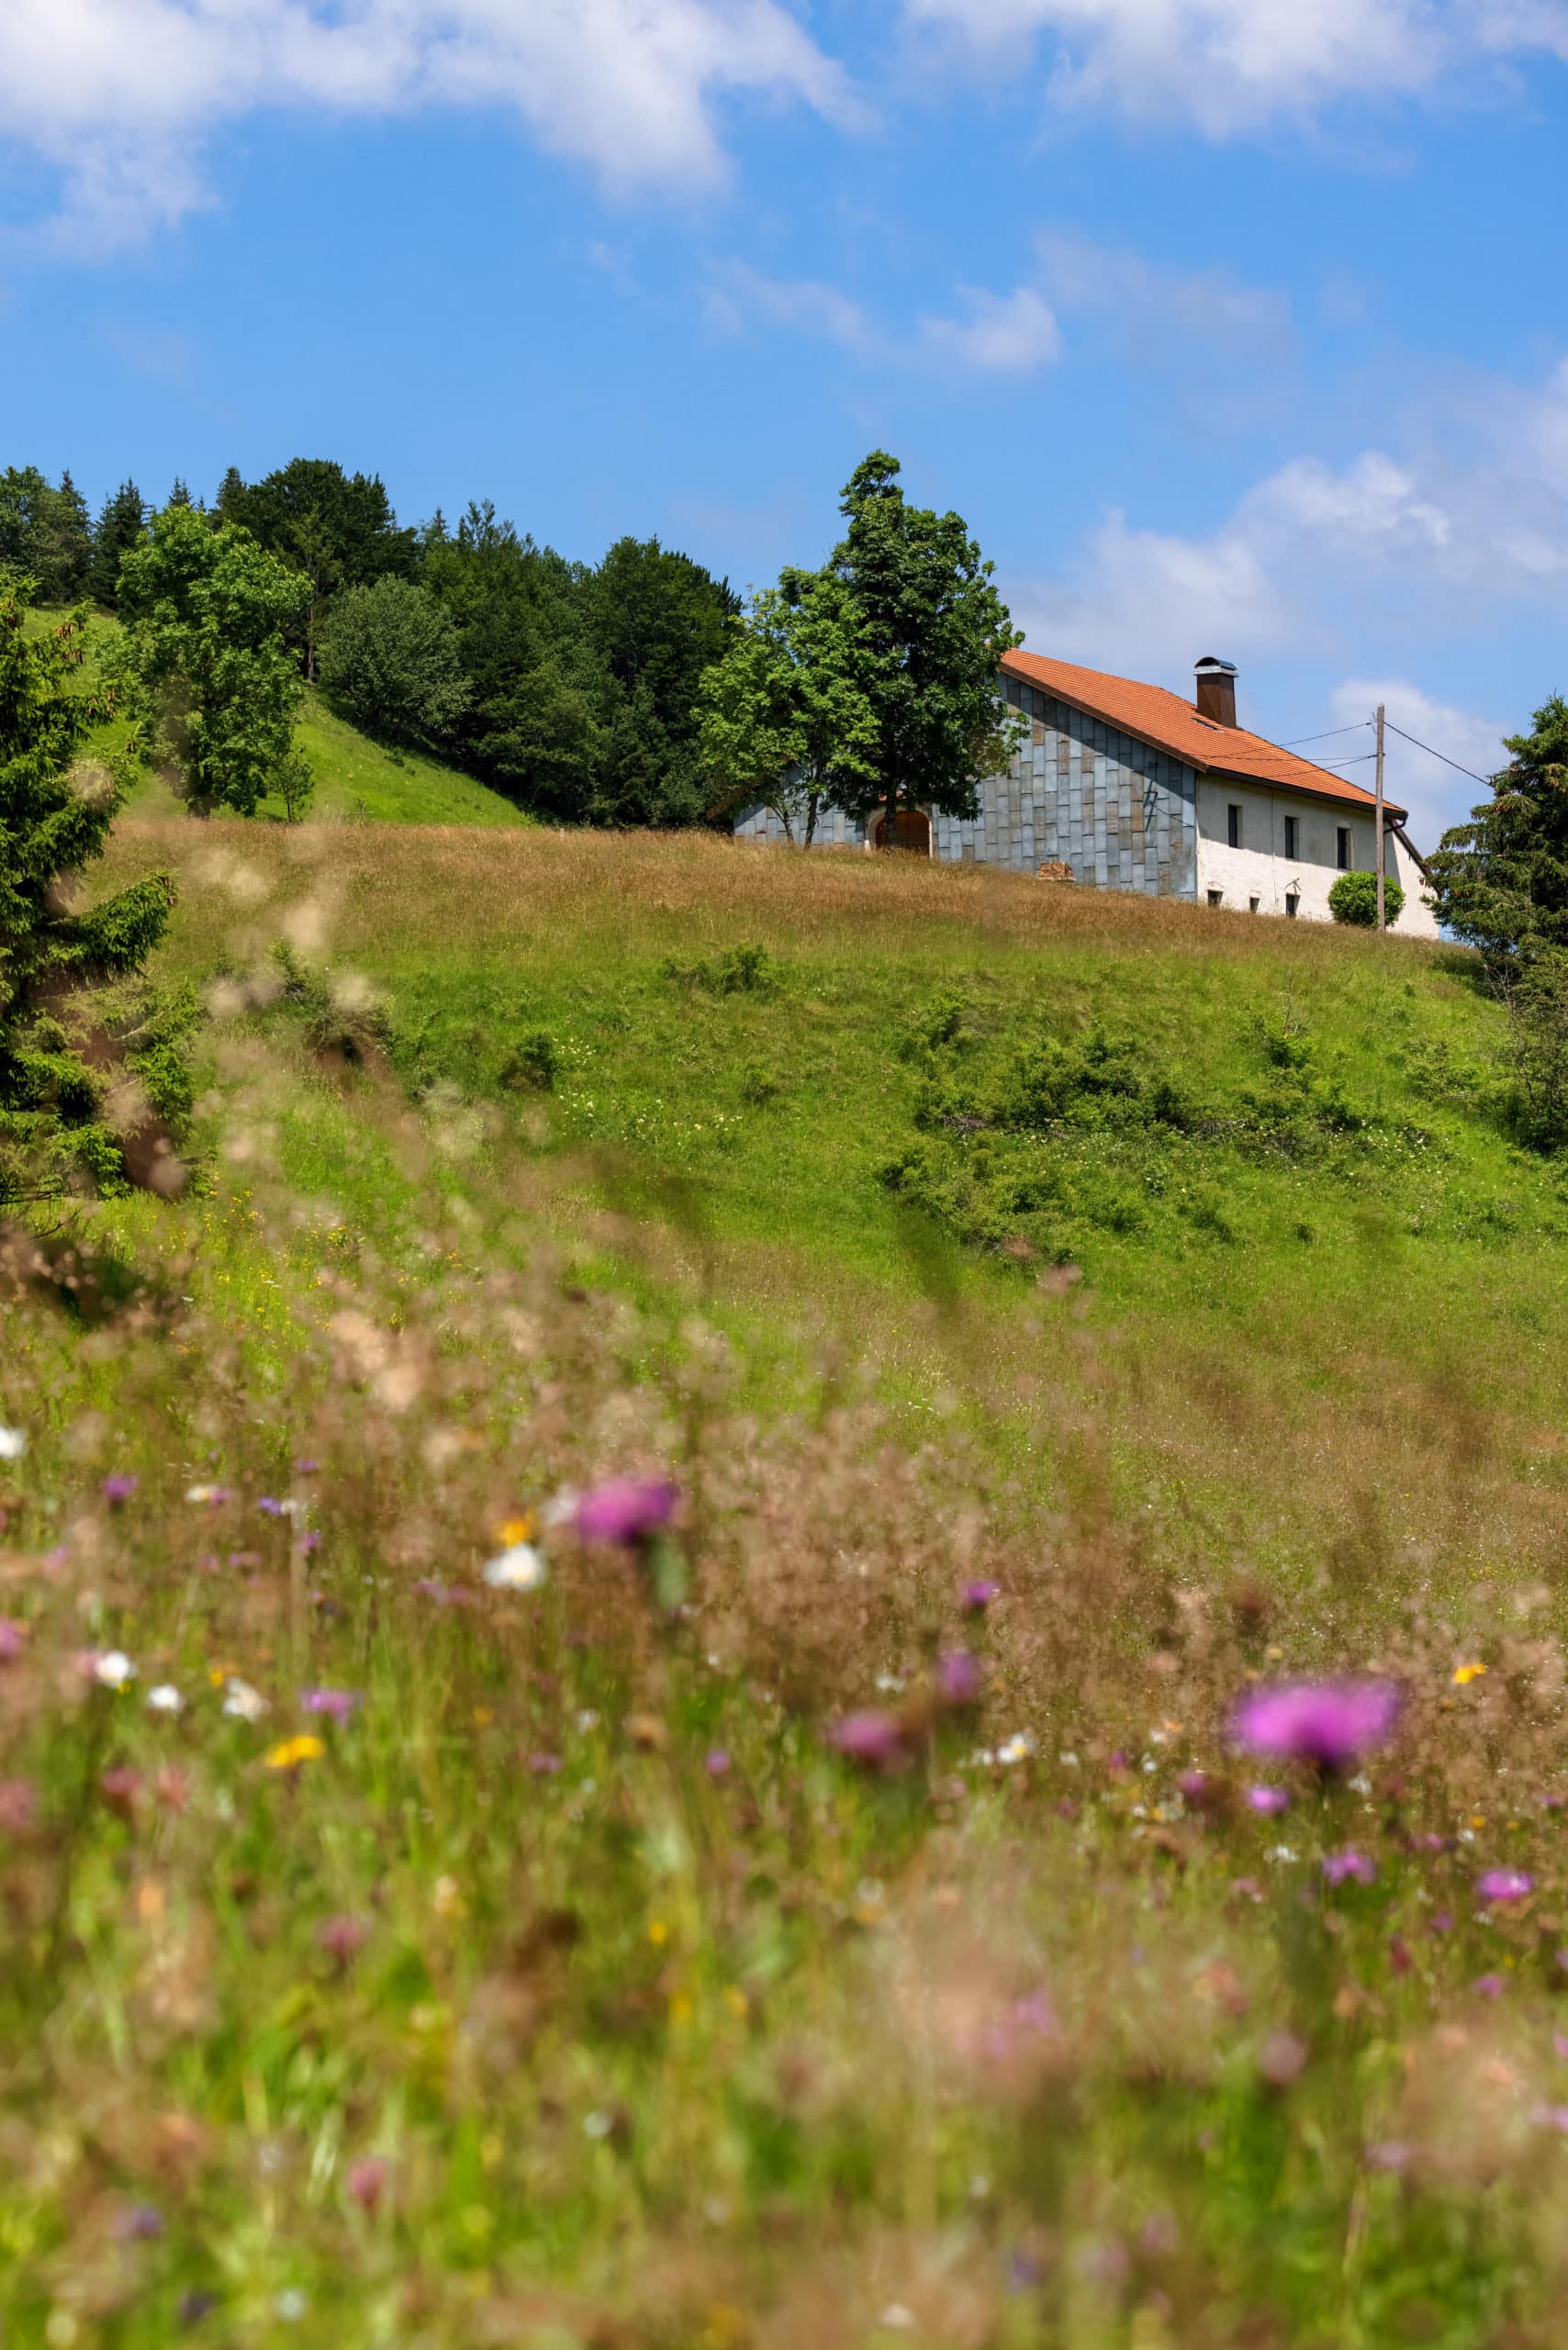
[
  {"xmin": 822, "ymin": 451, "xmax": 1024, "ymax": 840},
  {"xmin": 0, "ymin": 584, "xmax": 184, "ymax": 1202},
  {"xmin": 118, "ymin": 504, "xmax": 310, "ymax": 817},
  {"xmin": 697, "ymin": 568, "xmax": 878, "ymax": 845},
  {"xmin": 218, "ymin": 459, "xmax": 420, "ymax": 677},
  {"xmin": 1428, "ymin": 697, "xmax": 1565, "ymax": 966},
  {"xmin": 319, "ymin": 576, "xmax": 472, "ymax": 752}
]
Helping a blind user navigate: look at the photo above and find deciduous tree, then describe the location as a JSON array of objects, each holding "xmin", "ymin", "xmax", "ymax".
[
  {"xmin": 823, "ymin": 452, "xmax": 1023, "ymax": 846},
  {"xmin": 119, "ymin": 504, "xmax": 309, "ymax": 817},
  {"xmin": 698, "ymin": 570, "xmax": 877, "ymax": 845},
  {"xmin": 319, "ymin": 576, "xmax": 471, "ymax": 750}
]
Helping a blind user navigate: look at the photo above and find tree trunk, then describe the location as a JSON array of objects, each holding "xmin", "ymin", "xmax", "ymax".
[
  {"xmin": 804, "ymin": 790, "xmax": 821, "ymax": 848},
  {"xmin": 882, "ymin": 779, "xmax": 899, "ymax": 851}
]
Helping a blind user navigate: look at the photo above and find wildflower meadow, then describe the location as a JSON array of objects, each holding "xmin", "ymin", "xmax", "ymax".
[{"xmin": 5, "ymin": 822, "xmax": 1568, "ymax": 2347}]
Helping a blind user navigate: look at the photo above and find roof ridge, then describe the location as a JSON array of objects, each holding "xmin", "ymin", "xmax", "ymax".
[{"xmin": 999, "ymin": 648, "xmax": 1408, "ymax": 823}]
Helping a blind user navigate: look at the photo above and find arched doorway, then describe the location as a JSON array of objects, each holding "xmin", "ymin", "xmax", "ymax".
[{"xmin": 869, "ymin": 807, "xmax": 933, "ymax": 855}]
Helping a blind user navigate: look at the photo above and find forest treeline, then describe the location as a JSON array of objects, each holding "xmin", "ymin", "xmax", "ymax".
[{"xmin": 0, "ymin": 460, "xmax": 740, "ymax": 828}]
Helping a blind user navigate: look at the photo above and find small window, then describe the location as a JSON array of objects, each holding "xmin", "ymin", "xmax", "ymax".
[
  {"xmin": 1249, "ymin": 896, "xmax": 1260, "ymax": 913},
  {"xmin": 1337, "ymin": 826, "xmax": 1350, "ymax": 870},
  {"xmin": 1226, "ymin": 803, "xmax": 1242, "ymax": 849},
  {"xmin": 1283, "ymin": 814, "xmax": 1298, "ymax": 859},
  {"xmin": 1207, "ymin": 889, "xmax": 1224, "ymax": 908},
  {"xmin": 1285, "ymin": 892, "xmax": 1300, "ymax": 919}
]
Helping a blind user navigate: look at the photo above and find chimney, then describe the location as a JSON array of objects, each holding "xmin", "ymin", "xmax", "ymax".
[{"xmin": 1194, "ymin": 655, "xmax": 1238, "ymax": 728}]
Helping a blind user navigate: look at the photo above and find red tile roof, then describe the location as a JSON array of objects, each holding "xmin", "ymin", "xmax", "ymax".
[{"xmin": 1001, "ymin": 650, "xmax": 1406, "ymax": 821}]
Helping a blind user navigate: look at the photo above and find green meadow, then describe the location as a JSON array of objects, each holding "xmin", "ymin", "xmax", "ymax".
[{"xmin": 6, "ymin": 797, "xmax": 1568, "ymax": 2347}]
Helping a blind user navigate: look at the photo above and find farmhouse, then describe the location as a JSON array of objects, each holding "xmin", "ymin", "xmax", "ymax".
[{"xmin": 734, "ymin": 650, "xmax": 1439, "ymax": 935}]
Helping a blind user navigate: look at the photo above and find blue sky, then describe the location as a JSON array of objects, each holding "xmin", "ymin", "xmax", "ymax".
[{"xmin": 6, "ymin": 1, "xmax": 1568, "ymax": 843}]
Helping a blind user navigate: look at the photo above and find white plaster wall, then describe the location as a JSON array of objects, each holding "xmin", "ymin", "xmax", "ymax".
[{"xmin": 1194, "ymin": 778, "xmax": 1439, "ymax": 936}]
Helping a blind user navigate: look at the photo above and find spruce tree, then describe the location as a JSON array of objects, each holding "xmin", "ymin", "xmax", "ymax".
[
  {"xmin": 90, "ymin": 480, "xmax": 147, "ymax": 610},
  {"xmin": 0, "ymin": 583, "xmax": 182, "ymax": 1203}
]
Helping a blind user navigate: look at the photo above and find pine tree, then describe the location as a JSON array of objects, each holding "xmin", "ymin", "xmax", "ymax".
[
  {"xmin": 90, "ymin": 480, "xmax": 147, "ymax": 610},
  {"xmin": 0, "ymin": 582, "xmax": 183, "ymax": 1203},
  {"xmin": 167, "ymin": 477, "xmax": 193, "ymax": 509}
]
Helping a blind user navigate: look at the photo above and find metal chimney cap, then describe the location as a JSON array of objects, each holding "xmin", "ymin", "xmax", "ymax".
[{"xmin": 1194, "ymin": 655, "xmax": 1238, "ymax": 676}]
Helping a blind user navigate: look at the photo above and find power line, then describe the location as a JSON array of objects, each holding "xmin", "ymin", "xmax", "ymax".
[
  {"xmin": 1381, "ymin": 720, "xmax": 1495, "ymax": 787},
  {"xmin": 1279, "ymin": 722, "xmax": 1372, "ymax": 748}
]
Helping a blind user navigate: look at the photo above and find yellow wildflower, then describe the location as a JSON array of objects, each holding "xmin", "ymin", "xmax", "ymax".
[
  {"xmin": 648, "ymin": 1919, "xmax": 668, "ymax": 1946},
  {"xmin": 263, "ymin": 1734, "xmax": 324, "ymax": 1772},
  {"xmin": 497, "ymin": 1514, "xmax": 534, "ymax": 1547},
  {"xmin": 1454, "ymin": 1662, "xmax": 1487, "ymax": 1684},
  {"xmin": 722, "ymin": 1985, "xmax": 749, "ymax": 2020}
]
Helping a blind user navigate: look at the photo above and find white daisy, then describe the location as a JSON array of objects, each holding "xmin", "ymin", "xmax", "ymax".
[
  {"xmin": 0, "ymin": 1427, "xmax": 25, "ymax": 1462},
  {"xmin": 222, "ymin": 1677, "xmax": 270, "ymax": 1722},
  {"xmin": 147, "ymin": 1684, "xmax": 184, "ymax": 1714},
  {"xmin": 482, "ymin": 1542, "xmax": 548, "ymax": 1592},
  {"xmin": 94, "ymin": 1650, "xmax": 137, "ymax": 1690}
]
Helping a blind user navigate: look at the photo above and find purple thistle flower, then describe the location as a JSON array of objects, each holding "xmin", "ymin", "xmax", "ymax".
[
  {"xmin": 0, "ymin": 1619, "xmax": 27, "ymax": 1662},
  {"xmin": 346, "ymin": 2154, "xmax": 388, "ymax": 2211},
  {"xmin": 830, "ymin": 1711, "xmax": 907, "ymax": 1771},
  {"xmin": 257, "ymin": 1496, "xmax": 286, "ymax": 1516},
  {"xmin": 704, "ymin": 1747, "xmax": 732, "ymax": 1778},
  {"xmin": 302, "ymin": 1688, "xmax": 359, "ymax": 1722},
  {"xmin": 115, "ymin": 2203, "xmax": 164, "ymax": 2241},
  {"xmin": 1248, "ymin": 1785, "xmax": 1291, "ymax": 1815},
  {"xmin": 961, "ymin": 1580, "xmax": 1001, "ymax": 1613},
  {"xmin": 1178, "ymin": 1769, "xmax": 1212, "ymax": 1804},
  {"xmin": 575, "ymin": 1478, "xmax": 680, "ymax": 1547},
  {"xmin": 1477, "ymin": 1868, "xmax": 1534, "ymax": 1903},
  {"xmin": 1233, "ymin": 1679, "xmax": 1400, "ymax": 1771},
  {"xmin": 316, "ymin": 1914, "xmax": 370, "ymax": 1962},
  {"xmin": 936, "ymin": 1649, "xmax": 982, "ymax": 1706},
  {"xmin": 1473, "ymin": 1972, "xmax": 1506, "ymax": 1998},
  {"xmin": 0, "ymin": 1779, "xmax": 37, "ymax": 1834},
  {"xmin": 526, "ymin": 1752, "xmax": 562, "ymax": 1774},
  {"xmin": 100, "ymin": 1474, "xmax": 138, "ymax": 1505},
  {"xmin": 1323, "ymin": 1850, "xmax": 1377, "ymax": 1887},
  {"xmin": 293, "ymin": 1458, "xmax": 320, "ymax": 1475}
]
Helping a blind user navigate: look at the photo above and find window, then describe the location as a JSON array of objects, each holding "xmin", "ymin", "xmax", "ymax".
[
  {"xmin": 1285, "ymin": 893, "xmax": 1299, "ymax": 919},
  {"xmin": 1226, "ymin": 803, "xmax": 1242, "ymax": 849},
  {"xmin": 1207, "ymin": 889, "xmax": 1224, "ymax": 908},
  {"xmin": 1337, "ymin": 826, "xmax": 1350, "ymax": 870},
  {"xmin": 1283, "ymin": 814, "xmax": 1298, "ymax": 859},
  {"xmin": 1249, "ymin": 896, "xmax": 1260, "ymax": 914}
]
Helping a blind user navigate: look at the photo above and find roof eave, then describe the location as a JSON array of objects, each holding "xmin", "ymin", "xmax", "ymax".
[{"xmin": 1207, "ymin": 760, "xmax": 1408, "ymax": 824}]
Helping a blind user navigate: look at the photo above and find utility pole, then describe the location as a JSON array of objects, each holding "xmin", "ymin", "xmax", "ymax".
[{"xmin": 1374, "ymin": 701, "xmax": 1386, "ymax": 933}]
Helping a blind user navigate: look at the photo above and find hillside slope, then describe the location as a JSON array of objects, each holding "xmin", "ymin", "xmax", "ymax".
[
  {"xmin": 86, "ymin": 813, "xmax": 1565, "ymax": 1599},
  {"xmin": 27, "ymin": 605, "xmax": 528, "ymax": 826}
]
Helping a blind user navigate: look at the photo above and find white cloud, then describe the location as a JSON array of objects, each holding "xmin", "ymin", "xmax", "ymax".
[
  {"xmin": 1016, "ymin": 508, "xmax": 1293, "ymax": 677},
  {"xmin": 707, "ymin": 263, "xmax": 1062, "ymax": 376},
  {"xmin": 915, "ymin": 285, "xmax": 1062, "ymax": 373},
  {"xmin": 1035, "ymin": 229, "xmax": 1293, "ymax": 363},
  {"xmin": 0, "ymin": 0, "xmax": 856, "ymax": 251},
  {"xmin": 1328, "ymin": 679, "xmax": 1508, "ymax": 842},
  {"xmin": 902, "ymin": 0, "xmax": 1568, "ymax": 135},
  {"xmin": 704, "ymin": 263, "xmax": 878, "ymax": 356}
]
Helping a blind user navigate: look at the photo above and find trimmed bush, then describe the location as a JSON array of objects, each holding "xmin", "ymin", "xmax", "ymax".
[{"xmin": 1328, "ymin": 869, "xmax": 1405, "ymax": 927}]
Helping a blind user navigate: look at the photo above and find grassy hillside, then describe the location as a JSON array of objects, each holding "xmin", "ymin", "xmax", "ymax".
[
  {"xmin": 5, "ymin": 822, "xmax": 1568, "ymax": 2345},
  {"xmin": 25, "ymin": 605, "xmax": 527, "ymax": 826}
]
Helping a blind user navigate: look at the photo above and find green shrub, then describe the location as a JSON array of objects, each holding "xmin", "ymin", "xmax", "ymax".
[
  {"xmin": 499, "ymin": 1030, "xmax": 561, "ymax": 1092},
  {"xmin": 663, "ymin": 941, "xmax": 778, "ymax": 995},
  {"xmin": 1328, "ymin": 869, "xmax": 1406, "ymax": 926}
]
